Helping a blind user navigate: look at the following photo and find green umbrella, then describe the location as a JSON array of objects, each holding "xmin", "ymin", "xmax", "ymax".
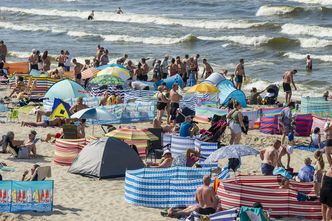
[{"xmin": 90, "ymin": 75, "xmax": 125, "ymax": 86}]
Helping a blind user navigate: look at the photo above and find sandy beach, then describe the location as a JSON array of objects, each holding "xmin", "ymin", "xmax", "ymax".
[{"xmin": 0, "ymin": 86, "xmax": 324, "ymax": 221}]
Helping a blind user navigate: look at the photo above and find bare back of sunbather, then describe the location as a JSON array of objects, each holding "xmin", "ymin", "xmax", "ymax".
[{"xmin": 195, "ymin": 176, "xmax": 217, "ymax": 209}]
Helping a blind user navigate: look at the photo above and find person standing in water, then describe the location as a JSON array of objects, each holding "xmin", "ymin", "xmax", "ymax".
[
  {"xmin": 234, "ymin": 58, "xmax": 246, "ymax": 90},
  {"xmin": 116, "ymin": 7, "xmax": 124, "ymax": 14},
  {"xmin": 282, "ymin": 69, "xmax": 297, "ymax": 103},
  {"xmin": 88, "ymin": 10, "xmax": 94, "ymax": 20},
  {"xmin": 306, "ymin": 55, "xmax": 312, "ymax": 71}
]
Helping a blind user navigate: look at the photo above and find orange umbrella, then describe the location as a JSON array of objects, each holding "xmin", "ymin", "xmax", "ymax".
[{"xmin": 81, "ymin": 67, "xmax": 99, "ymax": 80}]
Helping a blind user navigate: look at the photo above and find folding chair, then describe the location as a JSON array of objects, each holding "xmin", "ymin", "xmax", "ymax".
[{"xmin": 8, "ymin": 109, "xmax": 19, "ymax": 122}]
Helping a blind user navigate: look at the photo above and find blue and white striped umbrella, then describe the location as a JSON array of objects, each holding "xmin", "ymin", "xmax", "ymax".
[{"xmin": 204, "ymin": 144, "xmax": 259, "ymax": 164}]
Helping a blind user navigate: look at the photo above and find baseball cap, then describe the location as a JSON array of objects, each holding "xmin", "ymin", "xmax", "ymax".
[{"xmin": 30, "ymin": 130, "xmax": 37, "ymax": 136}]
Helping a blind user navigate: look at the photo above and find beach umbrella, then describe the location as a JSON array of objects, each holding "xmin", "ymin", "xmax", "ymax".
[
  {"xmin": 106, "ymin": 128, "xmax": 158, "ymax": 141},
  {"xmin": 71, "ymin": 107, "xmax": 113, "ymax": 121},
  {"xmin": 44, "ymin": 80, "xmax": 89, "ymax": 100},
  {"xmin": 97, "ymin": 63, "xmax": 126, "ymax": 70},
  {"xmin": 204, "ymin": 144, "xmax": 259, "ymax": 163},
  {"xmin": 81, "ymin": 67, "xmax": 99, "ymax": 80},
  {"xmin": 90, "ymin": 75, "xmax": 125, "ymax": 86},
  {"xmin": 187, "ymin": 83, "xmax": 220, "ymax": 93},
  {"xmin": 96, "ymin": 66, "xmax": 130, "ymax": 80}
]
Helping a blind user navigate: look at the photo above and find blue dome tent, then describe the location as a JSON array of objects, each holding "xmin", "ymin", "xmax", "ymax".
[
  {"xmin": 203, "ymin": 73, "xmax": 247, "ymax": 107},
  {"xmin": 217, "ymin": 80, "xmax": 247, "ymax": 107},
  {"xmin": 154, "ymin": 74, "xmax": 184, "ymax": 89}
]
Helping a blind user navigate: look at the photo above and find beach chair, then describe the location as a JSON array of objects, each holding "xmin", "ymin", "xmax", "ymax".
[
  {"xmin": 239, "ymin": 206, "xmax": 268, "ymax": 221},
  {"xmin": 31, "ymin": 166, "xmax": 52, "ymax": 181},
  {"xmin": 186, "ymin": 208, "xmax": 238, "ymax": 221},
  {"xmin": 62, "ymin": 124, "xmax": 78, "ymax": 139},
  {"xmin": 8, "ymin": 108, "xmax": 19, "ymax": 122}
]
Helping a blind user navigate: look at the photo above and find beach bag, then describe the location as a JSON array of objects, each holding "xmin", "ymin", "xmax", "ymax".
[{"xmin": 18, "ymin": 147, "xmax": 29, "ymax": 159}]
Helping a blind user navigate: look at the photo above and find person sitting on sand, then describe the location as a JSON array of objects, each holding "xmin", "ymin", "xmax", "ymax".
[
  {"xmin": 22, "ymin": 164, "xmax": 40, "ymax": 181},
  {"xmin": 260, "ymin": 140, "xmax": 281, "ymax": 175},
  {"xmin": 49, "ymin": 69, "xmax": 61, "ymax": 79},
  {"xmin": 9, "ymin": 76, "xmax": 26, "ymax": 98},
  {"xmin": 279, "ymin": 178, "xmax": 317, "ymax": 202},
  {"xmin": 70, "ymin": 97, "xmax": 88, "ymax": 114},
  {"xmin": 249, "ymin": 87, "xmax": 265, "ymax": 105},
  {"xmin": 7, "ymin": 130, "xmax": 38, "ymax": 157},
  {"xmin": 0, "ymin": 131, "xmax": 16, "ymax": 153},
  {"xmin": 88, "ymin": 10, "xmax": 94, "ymax": 20},
  {"xmin": 310, "ymin": 127, "xmax": 323, "ymax": 149},
  {"xmin": 22, "ymin": 117, "xmax": 64, "ymax": 127},
  {"xmin": 172, "ymin": 149, "xmax": 200, "ymax": 167},
  {"xmin": 147, "ymin": 149, "xmax": 173, "ymax": 168},
  {"xmin": 297, "ymin": 157, "xmax": 315, "ymax": 182}
]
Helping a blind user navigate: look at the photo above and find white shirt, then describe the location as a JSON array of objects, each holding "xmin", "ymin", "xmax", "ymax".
[
  {"xmin": 64, "ymin": 55, "xmax": 71, "ymax": 67},
  {"xmin": 161, "ymin": 59, "xmax": 168, "ymax": 73},
  {"xmin": 131, "ymin": 81, "xmax": 149, "ymax": 90}
]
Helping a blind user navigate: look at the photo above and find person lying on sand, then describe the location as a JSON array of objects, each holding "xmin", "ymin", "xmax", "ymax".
[
  {"xmin": 21, "ymin": 117, "xmax": 65, "ymax": 127},
  {"xmin": 279, "ymin": 178, "xmax": 317, "ymax": 202}
]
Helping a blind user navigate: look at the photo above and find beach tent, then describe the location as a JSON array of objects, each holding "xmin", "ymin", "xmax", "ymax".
[
  {"xmin": 203, "ymin": 72, "xmax": 225, "ymax": 85},
  {"xmin": 49, "ymin": 98, "xmax": 72, "ymax": 120},
  {"xmin": 68, "ymin": 137, "xmax": 144, "ymax": 178},
  {"xmin": 155, "ymin": 74, "xmax": 184, "ymax": 89},
  {"xmin": 217, "ymin": 79, "xmax": 247, "ymax": 107},
  {"xmin": 44, "ymin": 80, "xmax": 89, "ymax": 100}
]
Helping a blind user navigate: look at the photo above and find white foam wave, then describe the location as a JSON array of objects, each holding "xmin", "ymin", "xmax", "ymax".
[
  {"xmin": 198, "ymin": 35, "xmax": 271, "ymax": 46},
  {"xmin": 102, "ymin": 34, "xmax": 196, "ymax": 45},
  {"xmin": 0, "ymin": 21, "xmax": 48, "ymax": 32},
  {"xmin": 0, "ymin": 6, "xmax": 265, "ymax": 30},
  {"xmin": 284, "ymin": 52, "xmax": 332, "ymax": 62},
  {"xmin": 256, "ymin": 5, "xmax": 297, "ymax": 16},
  {"xmin": 67, "ymin": 31, "xmax": 99, "ymax": 38},
  {"xmin": 298, "ymin": 37, "xmax": 332, "ymax": 47},
  {"xmin": 281, "ymin": 23, "xmax": 332, "ymax": 37},
  {"xmin": 289, "ymin": 0, "xmax": 332, "ymax": 5}
]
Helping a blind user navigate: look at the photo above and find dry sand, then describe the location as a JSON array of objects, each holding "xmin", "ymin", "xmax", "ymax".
[{"xmin": 0, "ymin": 87, "xmax": 324, "ymax": 221}]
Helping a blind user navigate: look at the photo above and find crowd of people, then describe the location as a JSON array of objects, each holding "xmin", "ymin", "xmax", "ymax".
[{"xmin": 1, "ymin": 39, "xmax": 332, "ymax": 220}]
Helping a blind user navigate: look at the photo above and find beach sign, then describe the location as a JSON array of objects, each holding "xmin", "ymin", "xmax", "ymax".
[
  {"xmin": 0, "ymin": 181, "xmax": 12, "ymax": 212},
  {"xmin": 9, "ymin": 181, "xmax": 53, "ymax": 212}
]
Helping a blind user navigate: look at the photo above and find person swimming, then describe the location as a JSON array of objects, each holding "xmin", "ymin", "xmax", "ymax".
[{"xmin": 88, "ymin": 10, "xmax": 94, "ymax": 20}]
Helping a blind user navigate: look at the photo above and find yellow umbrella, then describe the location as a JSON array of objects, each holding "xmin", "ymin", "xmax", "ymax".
[
  {"xmin": 187, "ymin": 83, "xmax": 220, "ymax": 93},
  {"xmin": 106, "ymin": 128, "xmax": 159, "ymax": 141},
  {"xmin": 96, "ymin": 66, "xmax": 130, "ymax": 80}
]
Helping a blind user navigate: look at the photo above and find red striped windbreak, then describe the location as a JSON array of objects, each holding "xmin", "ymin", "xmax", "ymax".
[
  {"xmin": 54, "ymin": 138, "xmax": 89, "ymax": 166},
  {"xmin": 217, "ymin": 175, "xmax": 321, "ymax": 219}
]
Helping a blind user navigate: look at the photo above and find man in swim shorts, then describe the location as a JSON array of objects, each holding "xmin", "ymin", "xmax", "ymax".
[
  {"xmin": 282, "ymin": 69, "xmax": 297, "ymax": 103},
  {"xmin": 234, "ymin": 58, "xmax": 245, "ymax": 90},
  {"xmin": 169, "ymin": 83, "xmax": 182, "ymax": 125},
  {"xmin": 260, "ymin": 140, "xmax": 281, "ymax": 175},
  {"xmin": 195, "ymin": 175, "xmax": 218, "ymax": 215},
  {"xmin": 88, "ymin": 10, "xmax": 94, "ymax": 20}
]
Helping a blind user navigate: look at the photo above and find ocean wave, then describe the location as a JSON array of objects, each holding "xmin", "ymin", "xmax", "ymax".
[
  {"xmin": 289, "ymin": 0, "xmax": 332, "ymax": 5},
  {"xmin": 103, "ymin": 34, "xmax": 197, "ymax": 45},
  {"xmin": 0, "ymin": 21, "xmax": 48, "ymax": 32},
  {"xmin": 198, "ymin": 35, "xmax": 271, "ymax": 46},
  {"xmin": 284, "ymin": 52, "xmax": 332, "ymax": 62},
  {"xmin": 0, "ymin": 6, "xmax": 266, "ymax": 30},
  {"xmin": 256, "ymin": 5, "xmax": 303, "ymax": 16},
  {"xmin": 298, "ymin": 37, "xmax": 332, "ymax": 47},
  {"xmin": 281, "ymin": 23, "xmax": 332, "ymax": 37}
]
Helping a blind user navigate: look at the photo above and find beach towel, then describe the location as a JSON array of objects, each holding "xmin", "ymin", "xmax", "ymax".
[
  {"xmin": 239, "ymin": 207, "xmax": 267, "ymax": 221},
  {"xmin": 185, "ymin": 208, "xmax": 238, "ymax": 221},
  {"xmin": 273, "ymin": 167, "xmax": 292, "ymax": 179},
  {"xmin": 292, "ymin": 145, "xmax": 321, "ymax": 152}
]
